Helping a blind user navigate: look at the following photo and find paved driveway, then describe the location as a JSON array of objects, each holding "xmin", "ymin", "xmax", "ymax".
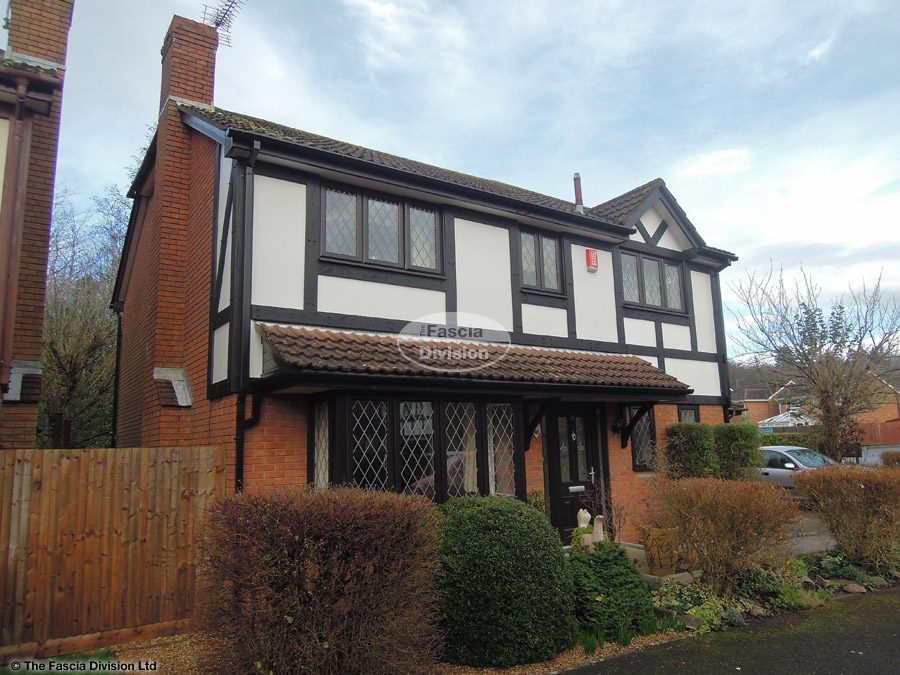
[{"xmin": 569, "ymin": 587, "xmax": 900, "ymax": 675}]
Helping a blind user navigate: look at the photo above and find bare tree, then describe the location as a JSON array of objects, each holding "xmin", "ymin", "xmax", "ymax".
[
  {"xmin": 732, "ymin": 267, "xmax": 900, "ymax": 458},
  {"xmin": 38, "ymin": 187, "xmax": 129, "ymax": 447}
]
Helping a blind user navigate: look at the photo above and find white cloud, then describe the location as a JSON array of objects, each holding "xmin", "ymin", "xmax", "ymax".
[
  {"xmin": 681, "ymin": 149, "xmax": 751, "ymax": 177},
  {"xmin": 804, "ymin": 31, "xmax": 839, "ymax": 64}
]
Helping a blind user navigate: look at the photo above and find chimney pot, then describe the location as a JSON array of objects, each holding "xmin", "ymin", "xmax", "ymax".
[{"xmin": 573, "ymin": 172, "xmax": 584, "ymax": 214}]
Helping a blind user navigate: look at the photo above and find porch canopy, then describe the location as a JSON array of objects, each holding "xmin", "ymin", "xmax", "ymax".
[{"xmin": 256, "ymin": 324, "xmax": 692, "ymax": 400}]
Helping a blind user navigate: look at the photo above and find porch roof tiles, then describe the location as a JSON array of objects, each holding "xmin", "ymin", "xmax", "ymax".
[{"xmin": 258, "ymin": 324, "xmax": 691, "ymax": 391}]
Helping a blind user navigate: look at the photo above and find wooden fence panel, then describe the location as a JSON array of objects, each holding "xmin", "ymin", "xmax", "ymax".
[{"xmin": 0, "ymin": 446, "xmax": 225, "ymax": 657}]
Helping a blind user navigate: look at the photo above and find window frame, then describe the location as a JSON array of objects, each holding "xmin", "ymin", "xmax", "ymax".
[
  {"xmin": 314, "ymin": 394, "xmax": 522, "ymax": 502},
  {"xmin": 520, "ymin": 228, "xmax": 564, "ymax": 295},
  {"xmin": 678, "ymin": 404, "xmax": 700, "ymax": 424},
  {"xmin": 620, "ymin": 251, "xmax": 685, "ymax": 313},
  {"xmin": 628, "ymin": 405, "xmax": 657, "ymax": 472},
  {"xmin": 320, "ymin": 183, "xmax": 443, "ymax": 274}
]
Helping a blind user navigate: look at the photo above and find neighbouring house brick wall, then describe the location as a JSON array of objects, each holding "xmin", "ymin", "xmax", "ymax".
[{"xmin": 0, "ymin": 0, "xmax": 73, "ymax": 449}]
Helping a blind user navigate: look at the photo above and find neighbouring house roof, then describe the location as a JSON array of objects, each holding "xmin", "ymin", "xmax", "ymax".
[
  {"xmin": 257, "ymin": 324, "xmax": 691, "ymax": 393},
  {"xmin": 178, "ymin": 102, "xmax": 629, "ymax": 232},
  {"xmin": 741, "ymin": 387, "xmax": 772, "ymax": 401},
  {"xmin": 758, "ymin": 410, "xmax": 818, "ymax": 428}
]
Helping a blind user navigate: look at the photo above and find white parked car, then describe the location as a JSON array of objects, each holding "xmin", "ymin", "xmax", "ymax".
[{"xmin": 755, "ymin": 445, "xmax": 837, "ymax": 492}]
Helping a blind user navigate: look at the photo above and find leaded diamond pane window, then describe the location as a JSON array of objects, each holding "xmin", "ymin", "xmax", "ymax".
[
  {"xmin": 324, "ymin": 189, "xmax": 358, "ymax": 256},
  {"xmin": 445, "ymin": 401, "xmax": 478, "ymax": 498},
  {"xmin": 665, "ymin": 264, "xmax": 683, "ymax": 311},
  {"xmin": 622, "ymin": 254, "xmax": 640, "ymax": 303},
  {"xmin": 487, "ymin": 403, "xmax": 515, "ymax": 497},
  {"xmin": 629, "ymin": 406, "xmax": 655, "ymax": 471},
  {"xmin": 643, "ymin": 258, "xmax": 662, "ymax": 306},
  {"xmin": 400, "ymin": 401, "xmax": 435, "ymax": 500},
  {"xmin": 409, "ymin": 208, "xmax": 438, "ymax": 269},
  {"xmin": 541, "ymin": 236, "xmax": 560, "ymax": 291},
  {"xmin": 351, "ymin": 399, "xmax": 389, "ymax": 490},
  {"xmin": 367, "ymin": 198, "xmax": 400, "ymax": 263},
  {"xmin": 521, "ymin": 232, "xmax": 538, "ymax": 286},
  {"xmin": 314, "ymin": 400, "xmax": 330, "ymax": 489}
]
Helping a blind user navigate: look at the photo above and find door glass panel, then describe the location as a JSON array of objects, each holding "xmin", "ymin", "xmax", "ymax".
[
  {"xmin": 558, "ymin": 416, "xmax": 571, "ymax": 482},
  {"xmin": 575, "ymin": 416, "xmax": 588, "ymax": 481}
]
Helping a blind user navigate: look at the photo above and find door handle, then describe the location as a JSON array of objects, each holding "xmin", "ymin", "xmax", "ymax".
[{"xmin": 762, "ymin": 471, "xmax": 770, "ymax": 475}]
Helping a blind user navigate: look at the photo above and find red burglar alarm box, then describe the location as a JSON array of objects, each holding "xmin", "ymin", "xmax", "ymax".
[{"xmin": 585, "ymin": 248, "xmax": 599, "ymax": 273}]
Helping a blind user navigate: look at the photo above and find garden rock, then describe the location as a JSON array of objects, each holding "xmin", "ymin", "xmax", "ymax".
[
  {"xmin": 813, "ymin": 575, "xmax": 831, "ymax": 589},
  {"xmin": 842, "ymin": 583, "xmax": 867, "ymax": 594},
  {"xmin": 679, "ymin": 614, "xmax": 704, "ymax": 631},
  {"xmin": 749, "ymin": 605, "xmax": 767, "ymax": 618},
  {"xmin": 870, "ymin": 576, "xmax": 888, "ymax": 587},
  {"xmin": 801, "ymin": 575, "xmax": 816, "ymax": 590}
]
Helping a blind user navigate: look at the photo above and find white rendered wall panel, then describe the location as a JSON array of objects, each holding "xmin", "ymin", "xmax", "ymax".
[
  {"xmin": 521, "ymin": 303, "xmax": 568, "ymax": 337},
  {"xmin": 665, "ymin": 358, "xmax": 722, "ymax": 397},
  {"xmin": 571, "ymin": 245, "xmax": 618, "ymax": 342},
  {"xmin": 317, "ymin": 275, "xmax": 446, "ymax": 321},
  {"xmin": 661, "ymin": 323, "xmax": 691, "ymax": 351},
  {"xmin": 212, "ymin": 324, "xmax": 229, "ymax": 383},
  {"xmin": 691, "ymin": 271, "xmax": 717, "ymax": 353},
  {"xmin": 624, "ymin": 317, "xmax": 657, "ymax": 347},
  {"xmin": 251, "ymin": 175, "xmax": 306, "ymax": 309},
  {"xmin": 454, "ymin": 218, "xmax": 513, "ymax": 331}
]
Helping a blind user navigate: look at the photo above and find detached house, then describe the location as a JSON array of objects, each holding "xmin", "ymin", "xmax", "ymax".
[{"xmin": 113, "ymin": 16, "xmax": 736, "ymax": 541}]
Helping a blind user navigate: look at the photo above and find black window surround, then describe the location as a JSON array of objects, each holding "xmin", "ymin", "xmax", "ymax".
[
  {"xmin": 320, "ymin": 183, "xmax": 443, "ymax": 274},
  {"xmin": 620, "ymin": 251, "xmax": 685, "ymax": 313},
  {"xmin": 628, "ymin": 405, "xmax": 656, "ymax": 472},
  {"xmin": 312, "ymin": 394, "xmax": 522, "ymax": 502},
  {"xmin": 520, "ymin": 228, "xmax": 564, "ymax": 294}
]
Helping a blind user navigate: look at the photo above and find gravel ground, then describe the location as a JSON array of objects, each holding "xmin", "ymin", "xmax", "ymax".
[{"xmin": 111, "ymin": 629, "xmax": 690, "ymax": 674}]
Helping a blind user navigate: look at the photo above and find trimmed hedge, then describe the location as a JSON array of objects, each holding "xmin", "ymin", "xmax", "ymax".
[
  {"xmin": 199, "ymin": 489, "xmax": 440, "ymax": 674},
  {"xmin": 714, "ymin": 424, "xmax": 762, "ymax": 479},
  {"xmin": 437, "ymin": 496, "xmax": 576, "ymax": 667},
  {"xmin": 570, "ymin": 542, "xmax": 655, "ymax": 642},
  {"xmin": 760, "ymin": 430, "xmax": 821, "ymax": 451},
  {"xmin": 656, "ymin": 478, "xmax": 798, "ymax": 594},
  {"xmin": 663, "ymin": 423, "xmax": 718, "ymax": 478},
  {"xmin": 795, "ymin": 466, "xmax": 900, "ymax": 570}
]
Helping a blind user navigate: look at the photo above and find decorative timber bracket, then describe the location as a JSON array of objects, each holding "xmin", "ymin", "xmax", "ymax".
[{"xmin": 612, "ymin": 403, "xmax": 652, "ymax": 448}]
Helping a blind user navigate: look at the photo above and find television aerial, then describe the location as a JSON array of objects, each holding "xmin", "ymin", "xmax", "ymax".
[{"xmin": 202, "ymin": 0, "xmax": 243, "ymax": 47}]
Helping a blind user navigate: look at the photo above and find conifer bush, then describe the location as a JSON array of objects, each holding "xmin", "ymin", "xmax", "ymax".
[{"xmin": 436, "ymin": 496, "xmax": 576, "ymax": 667}]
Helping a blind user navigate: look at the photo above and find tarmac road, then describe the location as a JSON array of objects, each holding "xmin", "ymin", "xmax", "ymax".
[{"xmin": 569, "ymin": 586, "xmax": 900, "ymax": 675}]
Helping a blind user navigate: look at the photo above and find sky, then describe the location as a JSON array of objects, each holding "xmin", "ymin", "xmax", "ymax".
[{"xmin": 35, "ymin": 0, "xmax": 900, "ymax": 353}]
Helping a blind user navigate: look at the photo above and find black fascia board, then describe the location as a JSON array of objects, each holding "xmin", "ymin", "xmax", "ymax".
[
  {"xmin": 219, "ymin": 127, "xmax": 634, "ymax": 240},
  {"xmin": 254, "ymin": 367, "xmax": 692, "ymax": 400}
]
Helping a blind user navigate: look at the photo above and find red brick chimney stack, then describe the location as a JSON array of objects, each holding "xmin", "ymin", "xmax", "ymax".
[{"xmin": 159, "ymin": 16, "xmax": 219, "ymax": 112}]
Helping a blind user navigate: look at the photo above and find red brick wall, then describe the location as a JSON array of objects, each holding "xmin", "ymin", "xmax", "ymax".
[
  {"xmin": 242, "ymin": 396, "xmax": 309, "ymax": 491},
  {"xmin": 605, "ymin": 403, "xmax": 724, "ymax": 542},
  {"xmin": 0, "ymin": 0, "xmax": 73, "ymax": 449}
]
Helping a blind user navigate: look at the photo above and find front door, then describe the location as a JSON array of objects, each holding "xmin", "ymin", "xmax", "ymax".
[{"xmin": 547, "ymin": 406, "xmax": 604, "ymax": 542}]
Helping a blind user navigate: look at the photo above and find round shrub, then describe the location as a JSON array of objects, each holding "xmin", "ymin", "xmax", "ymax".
[
  {"xmin": 570, "ymin": 541, "xmax": 655, "ymax": 641},
  {"xmin": 713, "ymin": 423, "xmax": 762, "ymax": 480},
  {"xmin": 200, "ymin": 488, "xmax": 440, "ymax": 674},
  {"xmin": 663, "ymin": 423, "xmax": 719, "ymax": 478},
  {"xmin": 437, "ymin": 496, "xmax": 576, "ymax": 667}
]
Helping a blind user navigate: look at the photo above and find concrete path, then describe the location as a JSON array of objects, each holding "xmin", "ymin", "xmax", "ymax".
[
  {"xmin": 569, "ymin": 586, "xmax": 900, "ymax": 675},
  {"xmin": 786, "ymin": 510, "xmax": 835, "ymax": 556}
]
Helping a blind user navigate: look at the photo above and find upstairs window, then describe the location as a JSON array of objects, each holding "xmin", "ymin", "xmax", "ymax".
[
  {"xmin": 521, "ymin": 231, "xmax": 562, "ymax": 292},
  {"xmin": 322, "ymin": 186, "xmax": 440, "ymax": 272},
  {"xmin": 621, "ymin": 252, "xmax": 683, "ymax": 311}
]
